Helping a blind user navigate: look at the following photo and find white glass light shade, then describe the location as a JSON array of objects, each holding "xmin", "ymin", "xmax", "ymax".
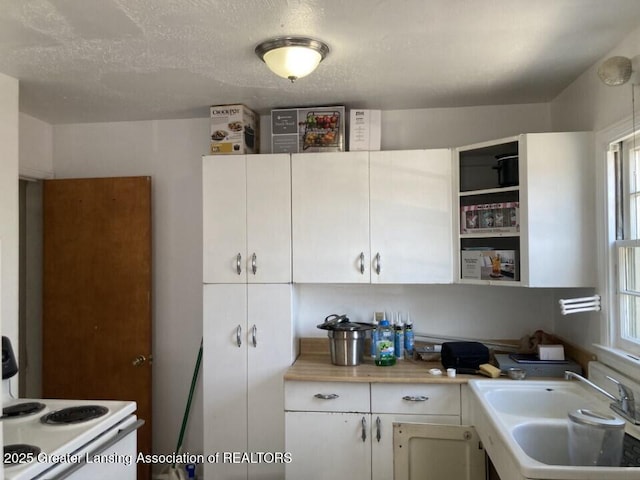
[
  {"xmin": 263, "ymin": 46, "xmax": 322, "ymax": 81},
  {"xmin": 255, "ymin": 37, "xmax": 329, "ymax": 82}
]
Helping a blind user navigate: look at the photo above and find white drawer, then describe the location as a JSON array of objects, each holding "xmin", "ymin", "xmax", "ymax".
[
  {"xmin": 285, "ymin": 381, "xmax": 370, "ymax": 413},
  {"xmin": 371, "ymin": 383, "xmax": 461, "ymax": 415}
]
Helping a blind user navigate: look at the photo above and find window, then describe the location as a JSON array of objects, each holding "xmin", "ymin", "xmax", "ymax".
[{"xmin": 612, "ymin": 133, "xmax": 640, "ymax": 355}]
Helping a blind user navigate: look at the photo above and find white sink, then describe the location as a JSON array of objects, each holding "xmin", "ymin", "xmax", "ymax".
[
  {"xmin": 469, "ymin": 379, "xmax": 640, "ymax": 479},
  {"xmin": 483, "ymin": 384, "xmax": 594, "ymax": 418},
  {"xmin": 512, "ymin": 422, "xmax": 571, "ymax": 465}
]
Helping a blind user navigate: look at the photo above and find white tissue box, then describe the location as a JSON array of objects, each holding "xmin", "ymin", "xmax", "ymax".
[{"xmin": 538, "ymin": 344, "xmax": 565, "ymax": 361}]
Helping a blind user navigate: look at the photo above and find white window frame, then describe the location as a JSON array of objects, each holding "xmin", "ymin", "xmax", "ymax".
[{"xmin": 595, "ymin": 117, "xmax": 640, "ymax": 377}]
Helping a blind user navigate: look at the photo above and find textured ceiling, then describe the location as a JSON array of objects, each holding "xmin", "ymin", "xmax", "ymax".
[{"xmin": 2, "ymin": 0, "xmax": 640, "ymax": 124}]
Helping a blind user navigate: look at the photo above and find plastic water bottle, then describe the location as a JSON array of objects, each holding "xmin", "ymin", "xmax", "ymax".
[
  {"xmin": 370, "ymin": 312, "xmax": 379, "ymax": 358},
  {"xmin": 394, "ymin": 314, "xmax": 404, "ymax": 360},
  {"xmin": 375, "ymin": 316, "xmax": 396, "ymax": 366},
  {"xmin": 404, "ymin": 312, "xmax": 414, "ymax": 356}
]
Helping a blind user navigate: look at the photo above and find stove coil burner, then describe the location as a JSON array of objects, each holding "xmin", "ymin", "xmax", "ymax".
[
  {"xmin": 3, "ymin": 444, "xmax": 41, "ymax": 466},
  {"xmin": 2, "ymin": 402, "xmax": 46, "ymax": 419},
  {"xmin": 41, "ymin": 405, "xmax": 108, "ymax": 425}
]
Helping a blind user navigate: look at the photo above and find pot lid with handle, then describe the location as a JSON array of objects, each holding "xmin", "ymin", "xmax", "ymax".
[{"xmin": 317, "ymin": 314, "xmax": 375, "ymax": 331}]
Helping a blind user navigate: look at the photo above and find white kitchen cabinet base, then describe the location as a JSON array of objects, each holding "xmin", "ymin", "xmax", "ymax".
[
  {"xmin": 286, "ymin": 411, "xmax": 372, "ymax": 480},
  {"xmin": 393, "ymin": 422, "xmax": 485, "ymax": 480}
]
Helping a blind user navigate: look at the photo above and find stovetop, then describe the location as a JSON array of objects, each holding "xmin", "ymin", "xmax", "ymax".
[{"xmin": 3, "ymin": 397, "xmax": 136, "ymax": 479}]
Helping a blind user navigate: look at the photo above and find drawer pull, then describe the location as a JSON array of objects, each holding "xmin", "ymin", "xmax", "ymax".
[
  {"xmin": 361, "ymin": 416, "xmax": 367, "ymax": 442},
  {"xmin": 314, "ymin": 393, "xmax": 339, "ymax": 400},
  {"xmin": 402, "ymin": 395, "xmax": 429, "ymax": 402}
]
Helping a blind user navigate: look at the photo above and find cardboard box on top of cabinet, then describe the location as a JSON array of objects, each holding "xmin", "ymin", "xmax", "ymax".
[
  {"xmin": 461, "ymin": 250, "xmax": 518, "ymax": 281},
  {"xmin": 210, "ymin": 104, "xmax": 259, "ymax": 155},
  {"xmin": 349, "ymin": 109, "xmax": 381, "ymax": 151},
  {"xmin": 271, "ymin": 106, "xmax": 345, "ymax": 153}
]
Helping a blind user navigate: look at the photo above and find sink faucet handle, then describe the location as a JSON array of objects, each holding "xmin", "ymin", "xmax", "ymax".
[{"xmin": 606, "ymin": 375, "xmax": 636, "ymax": 413}]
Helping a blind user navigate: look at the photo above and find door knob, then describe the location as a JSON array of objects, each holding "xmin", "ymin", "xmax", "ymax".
[{"xmin": 132, "ymin": 355, "xmax": 148, "ymax": 367}]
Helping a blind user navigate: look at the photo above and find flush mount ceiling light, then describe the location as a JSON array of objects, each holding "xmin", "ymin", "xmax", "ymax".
[
  {"xmin": 598, "ymin": 56, "xmax": 634, "ymax": 86},
  {"xmin": 255, "ymin": 36, "xmax": 329, "ymax": 83}
]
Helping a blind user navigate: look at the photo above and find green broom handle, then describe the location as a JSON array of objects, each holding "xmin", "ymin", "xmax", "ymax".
[{"xmin": 173, "ymin": 338, "xmax": 203, "ymax": 468}]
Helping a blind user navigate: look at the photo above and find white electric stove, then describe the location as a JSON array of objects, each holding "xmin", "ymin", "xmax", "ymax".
[{"xmin": 2, "ymin": 337, "xmax": 143, "ymax": 480}]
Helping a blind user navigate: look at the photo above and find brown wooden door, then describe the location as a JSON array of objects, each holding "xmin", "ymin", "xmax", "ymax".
[{"xmin": 42, "ymin": 176, "xmax": 152, "ymax": 480}]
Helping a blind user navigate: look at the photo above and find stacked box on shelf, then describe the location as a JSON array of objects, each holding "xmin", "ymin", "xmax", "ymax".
[
  {"xmin": 349, "ymin": 109, "xmax": 381, "ymax": 151},
  {"xmin": 209, "ymin": 104, "xmax": 259, "ymax": 155},
  {"xmin": 461, "ymin": 202, "xmax": 519, "ymax": 235},
  {"xmin": 271, "ymin": 106, "xmax": 345, "ymax": 153},
  {"xmin": 460, "ymin": 250, "xmax": 519, "ymax": 281}
]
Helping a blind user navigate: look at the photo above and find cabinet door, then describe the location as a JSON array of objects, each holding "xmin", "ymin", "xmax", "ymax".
[
  {"xmin": 370, "ymin": 149, "xmax": 453, "ymax": 283},
  {"xmin": 292, "ymin": 152, "xmax": 370, "ymax": 283},
  {"xmin": 520, "ymin": 132, "xmax": 595, "ymax": 287},
  {"xmin": 393, "ymin": 422, "xmax": 485, "ymax": 480},
  {"xmin": 247, "ymin": 284, "xmax": 293, "ymax": 479},
  {"xmin": 203, "ymin": 155, "xmax": 247, "ymax": 283},
  {"xmin": 246, "ymin": 154, "xmax": 292, "ymax": 283},
  {"xmin": 285, "ymin": 411, "xmax": 371, "ymax": 480},
  {"xmin": 372, "ymin": 414, "xmax": 462, "ymax": 480},
  {"xmin": 203, "ymin": 284, "xmax": 248, "ymax": 479}
]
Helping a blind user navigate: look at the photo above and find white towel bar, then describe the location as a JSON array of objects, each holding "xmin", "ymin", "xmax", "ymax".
[{"xmin": 559, "ymin": 295, "xmax": 601, "ymax": 315}]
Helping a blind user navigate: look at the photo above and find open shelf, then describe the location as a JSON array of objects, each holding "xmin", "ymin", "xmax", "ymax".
[{"xmin": 457, "ymin": 139, "xmax": 521, "ymax": 283}]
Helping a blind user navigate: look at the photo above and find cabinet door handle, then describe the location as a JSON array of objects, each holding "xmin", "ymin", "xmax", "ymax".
[
  {"xmin": 251, "ymin": 253, "xmax": 257, "ymax": 275},
  {"xmin": 313, "ymin": 393, "xmax": 339, "ymax": 400},
  {"xmin": 361, "ymin": 417, "xmax": 367, "ymax": 442},
  {"xmin": 402, "ymin": 395, "xmax": 429, "ymax": 402},
  {"xmin": 359, "ymin": 252, "xmax": 365, "ymax": 274},
  {"xmin": 375, "ymin": 252, "xmax": 381, "ymax": 275},
  {"xmin": 236, "ymin": 253, "xmax": 242, "ymax": 275},
  {"xmin": 251, "ymin": 324, "xmax": 257, "ymax": 347},
  {"xmin": 236, "ymin": 325, "xmax": 242, "ymax": 347},
  {"xmin": 376, "ymin": 416, "xmax": 382, "ymax": 442}
]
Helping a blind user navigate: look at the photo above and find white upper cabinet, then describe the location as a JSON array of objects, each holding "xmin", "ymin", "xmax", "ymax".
[
  {"xmin": 203, "ymin": 154, "xmax": 292, "ymax": 283},
  {"xmin": 455, "ymin": 132, "xmax": 595, "ymax": 287},
  {"xmin": 369, "ymin": 149, "xmax": 452, "ymax": 283},
  {"xmin": 292, "ymin": 150, "xmax": 453, "ymax": 284},
  {"xmin": 292, "ymin": 152, "xmax": 371, "ymax": 283}
]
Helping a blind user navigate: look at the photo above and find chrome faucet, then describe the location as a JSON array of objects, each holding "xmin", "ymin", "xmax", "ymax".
[{"xmin": 564, "ymin": 370, "xmax": 639, "ymax": 425}]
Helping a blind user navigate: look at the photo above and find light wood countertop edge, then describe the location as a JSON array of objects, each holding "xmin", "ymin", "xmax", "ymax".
[{"xmin": 284, "ymin": 353, "xmax": 474, "ymax": 384}]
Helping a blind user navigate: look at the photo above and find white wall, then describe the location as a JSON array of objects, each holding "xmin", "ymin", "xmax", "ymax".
[
  {"xmin": 0, "ymin": 73, "xmax": 19, "ymax": 405},
  {"xmin": 297, "ymin": 284, "xmax": 555, "ymax": 341},
  {"xmin": 43, "ymin": 102, "xmax": 553, "ymax": 463},
  {"xmin": 19, "ymin": 113, "xmax": 53, "ymax": 179}
]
